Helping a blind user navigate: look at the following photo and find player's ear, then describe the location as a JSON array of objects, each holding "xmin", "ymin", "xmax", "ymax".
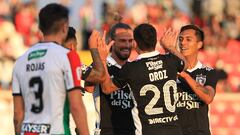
[
  {"xmin": 197, "ymin": 41, "xmax": 203, "ymax": 50},
  {"xmin": 63, "ymin": 22, "xmax": 68, "ymax": 34}
]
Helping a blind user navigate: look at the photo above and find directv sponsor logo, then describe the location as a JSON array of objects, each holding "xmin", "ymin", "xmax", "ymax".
[{"xmin": 148, "ymin": 115, "xmax": 178, "ymax": 124}]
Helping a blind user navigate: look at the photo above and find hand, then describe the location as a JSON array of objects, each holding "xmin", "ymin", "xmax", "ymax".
[
  {"xmin": 97, "ymin": 30, "xmax": 114, "ymax": 61},
  {"xmin": 160, "ymin": 28, "xmax": 178, "ymax": 51},
  {"xmin": 89, "ymin": 30, "xmax": 100, "ymax": 49}
]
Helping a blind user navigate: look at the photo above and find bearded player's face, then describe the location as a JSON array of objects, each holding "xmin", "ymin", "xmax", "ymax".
[{"xmin": 112, "ymin": 28, "xmax": 134, "ymax": 60}]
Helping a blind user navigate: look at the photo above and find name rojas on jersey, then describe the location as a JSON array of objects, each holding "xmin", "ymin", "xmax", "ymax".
[
  {"xmin": 26, "ymin": 49, "xmax": 47, "ymax": 72},
  {"xmin": 176, "ymin": 66, "xmax": 214, "ymax": 110}
]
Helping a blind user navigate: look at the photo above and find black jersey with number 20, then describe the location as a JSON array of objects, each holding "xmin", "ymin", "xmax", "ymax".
[{"xmin": 113, "ymin": 51, "xmax": 185, "ymax": 135}]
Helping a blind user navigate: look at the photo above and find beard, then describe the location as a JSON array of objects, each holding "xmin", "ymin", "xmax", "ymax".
[{"xmin": 114, "ymin": 49, "xmax": 131, "ymax": 61}]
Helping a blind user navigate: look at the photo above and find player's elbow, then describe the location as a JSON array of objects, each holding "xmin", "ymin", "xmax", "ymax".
[
  {"xmin": 84, "ymin": 86, "xmax": 95, "ymax": 93},
  {"xmin": 70, "ymin": 102, "xmax": 83, "ymax": 115},
  {"xmin": 204, "ymin": 97, "xmax": 214, "ymax": 105},
  {"xmin": 101, "ymin": 85, "xmax": 116, "ymax": 95},
  {"xmin": 102, "ymin": 87, "xmax": 113, "ymax": 94}
]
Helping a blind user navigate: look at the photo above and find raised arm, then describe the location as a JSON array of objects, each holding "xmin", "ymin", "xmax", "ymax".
[
  {"xmin": 85, "ymin": 30, "xmax": 106, "ymax": 83},
  {"xmin": 96, "ymin": 31, "xmax": 118, "ymax": 94},
  {"xmin": 160, "ymin": 28, "xmax": 188, "ymax": 70},
  {"xmin": 178, "ymin": 71, "xmax": 216, "ymax": 104}
]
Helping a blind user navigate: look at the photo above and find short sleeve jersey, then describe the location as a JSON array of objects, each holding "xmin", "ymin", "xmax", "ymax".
[
  {"xmin": 176, "ymin": 61, "xmax": 217, "ymax": 135},
  {"xmin": 91, "ymin": 56, "xmax": 135, "ymax": 135},
  {"xmin": 113, "ymin": 51, "xmax": 185, "ymax": 135},
  {"xmin": 12, "ymin": 42, "xmax": 83, "ymax": 134}
]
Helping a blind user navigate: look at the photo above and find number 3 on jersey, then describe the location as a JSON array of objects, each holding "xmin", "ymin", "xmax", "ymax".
[
  {"xmin": 29, "ymin": 77, "xmax": 43, "ymax": 113},
  {"xmin": 140, "ymin": 80, "xmax": 177, "ymax": 115}
]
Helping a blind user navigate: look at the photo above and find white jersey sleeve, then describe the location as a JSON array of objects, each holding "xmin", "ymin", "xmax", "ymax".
[
  {"xmin": 11, "ymin": 42, "xmax": 84, "ymax": 134},
  {"xmin": 12, "ymin": 63, "xmax": 21, "ymax": 95}
]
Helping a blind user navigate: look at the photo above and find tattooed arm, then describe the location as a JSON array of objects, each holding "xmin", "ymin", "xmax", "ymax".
[
  {"xmin": 85, "ymin": 30, "xmax": 106, "ymax": 83},
  {"xmin": 178, "ymin": 71, "xmax": 216, "ymax": 104}
]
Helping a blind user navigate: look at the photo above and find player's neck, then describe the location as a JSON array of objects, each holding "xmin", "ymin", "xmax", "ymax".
[
  {"xmin": 137, "ymin": 49, "xmax": 155, "ymax": 55},
  {"xmin": 111, "ymin": 54, "xmax": 127, "ymax": 66},
  {"xmin": 43, "ymin": 35, "xmax": 63, "ymax": 45},
  {"xmin": 186, "ymin": 56, "xmax": 198, "ymax": 70}
]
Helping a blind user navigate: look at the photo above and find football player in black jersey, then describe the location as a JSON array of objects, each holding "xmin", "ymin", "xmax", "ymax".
[
  {"xmin": 99, "ymin": 23, "xmax": 188, "ymax": 135},
  {"xmin": 176, "ymin": 24, "xmax": 218, "ymax": 135},
  {"xmin": 83, "ymin": 22, "xmax": 136, "ymax": 135}
]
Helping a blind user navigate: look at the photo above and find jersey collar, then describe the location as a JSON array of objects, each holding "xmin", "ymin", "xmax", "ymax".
[
  {"xmin": 187, "ymin": 61, "xmax": 203, "ymax": 72},
  {"xmin": 137, "ymin": 51, "xmax": 159, "ymax": 60},
  {"xmin": 107, "ymin": 55, "xmax": 122, "ymax": 68}
]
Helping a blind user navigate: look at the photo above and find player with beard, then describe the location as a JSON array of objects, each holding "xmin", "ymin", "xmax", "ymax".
[
  {"xmin": 99, "ymin": 23, "xmax": 188, "ymax": 135},
  {"xmin": 176, "ymin": 24, "xmax": 218, "ymax": 135},
  {"xmin": 84, "ymin": 22, "xmax": 136, "ymax": 135}
]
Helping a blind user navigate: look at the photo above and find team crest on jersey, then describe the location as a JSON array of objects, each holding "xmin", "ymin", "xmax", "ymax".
[{"xmin": 196, "ymin": 74, "xmax": 206, "ymax": 85}]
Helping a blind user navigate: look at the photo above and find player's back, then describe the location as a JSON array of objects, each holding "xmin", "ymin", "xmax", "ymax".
[
  {"xmin": 117, "ymin": 52, "xmax": 184, "ymax": 135},
  {"xmin": 13, "ymin": 42, "xmax": 73, "ymax": 134}
]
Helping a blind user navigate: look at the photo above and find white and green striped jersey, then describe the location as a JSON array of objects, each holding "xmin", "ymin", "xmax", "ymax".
[{"xmin": 12, "ymin": 42, "xmax": 83, "ymax": 134}]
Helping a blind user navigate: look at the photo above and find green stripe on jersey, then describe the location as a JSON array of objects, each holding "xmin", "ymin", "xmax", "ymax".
[{"xmin": 63, "ymin": 96, "xmax": 71, "ymax": 135}]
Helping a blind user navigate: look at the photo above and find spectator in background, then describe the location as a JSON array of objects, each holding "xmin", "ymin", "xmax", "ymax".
[
  {"xmin": 79, "ymin": 0, "xmax": 96, "ymax": 50},
  {"xmin": 0, "ymin": 0, "xmax": 11, "ymax": 20},
  {"xmin": 0, "ymin": 19, "xmax": 26, "ymax": 90},
  {"xmin": 14, "ymin": 1, "xmax": 39, "ymax": 47}
]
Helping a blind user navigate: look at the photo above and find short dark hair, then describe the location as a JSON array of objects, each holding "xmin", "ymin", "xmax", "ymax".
[
  {"xmin": 134, "ymin": 23, "xmax": 157, "ymax": 51},
  {"xmin": 109, "ymin": 22, "xmax": 132, "ymax": 40},
  {"xmin": 65, "ymin": 27, "xmax": 76, "ymax": 42},
  {"xmin": 39, "ymin": 3, "xmax": 69, "ymax": 35},
  {"xmin": 180, "ymin": 24, "xmax": 204, "ymax": 41}
]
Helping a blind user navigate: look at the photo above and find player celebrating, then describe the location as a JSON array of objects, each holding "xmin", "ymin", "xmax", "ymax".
[
  {"xmin": 85, "ymin": 22, "xmax": 136, "ymax": 135},
  {"xmin": 176, "ymin": 24, "xmax": 218, "ymax": 135},
  {"xmin": 99, "ymin": 23, "xmax": 188, "ymax": 135}
]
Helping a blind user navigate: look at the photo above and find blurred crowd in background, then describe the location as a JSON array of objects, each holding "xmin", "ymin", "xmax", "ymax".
[{"xmin": 0, "ymin": 0, "xmax": 240, "ymax": 92}]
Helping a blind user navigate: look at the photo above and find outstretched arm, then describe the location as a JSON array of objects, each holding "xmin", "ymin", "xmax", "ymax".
[
  {"xmin": 160, "ymin": 28, "xmax": 188, "ymax": 70},
  {"xmin": 178, "ymin": 71, "xmax": 216, "ymax": 104}
]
